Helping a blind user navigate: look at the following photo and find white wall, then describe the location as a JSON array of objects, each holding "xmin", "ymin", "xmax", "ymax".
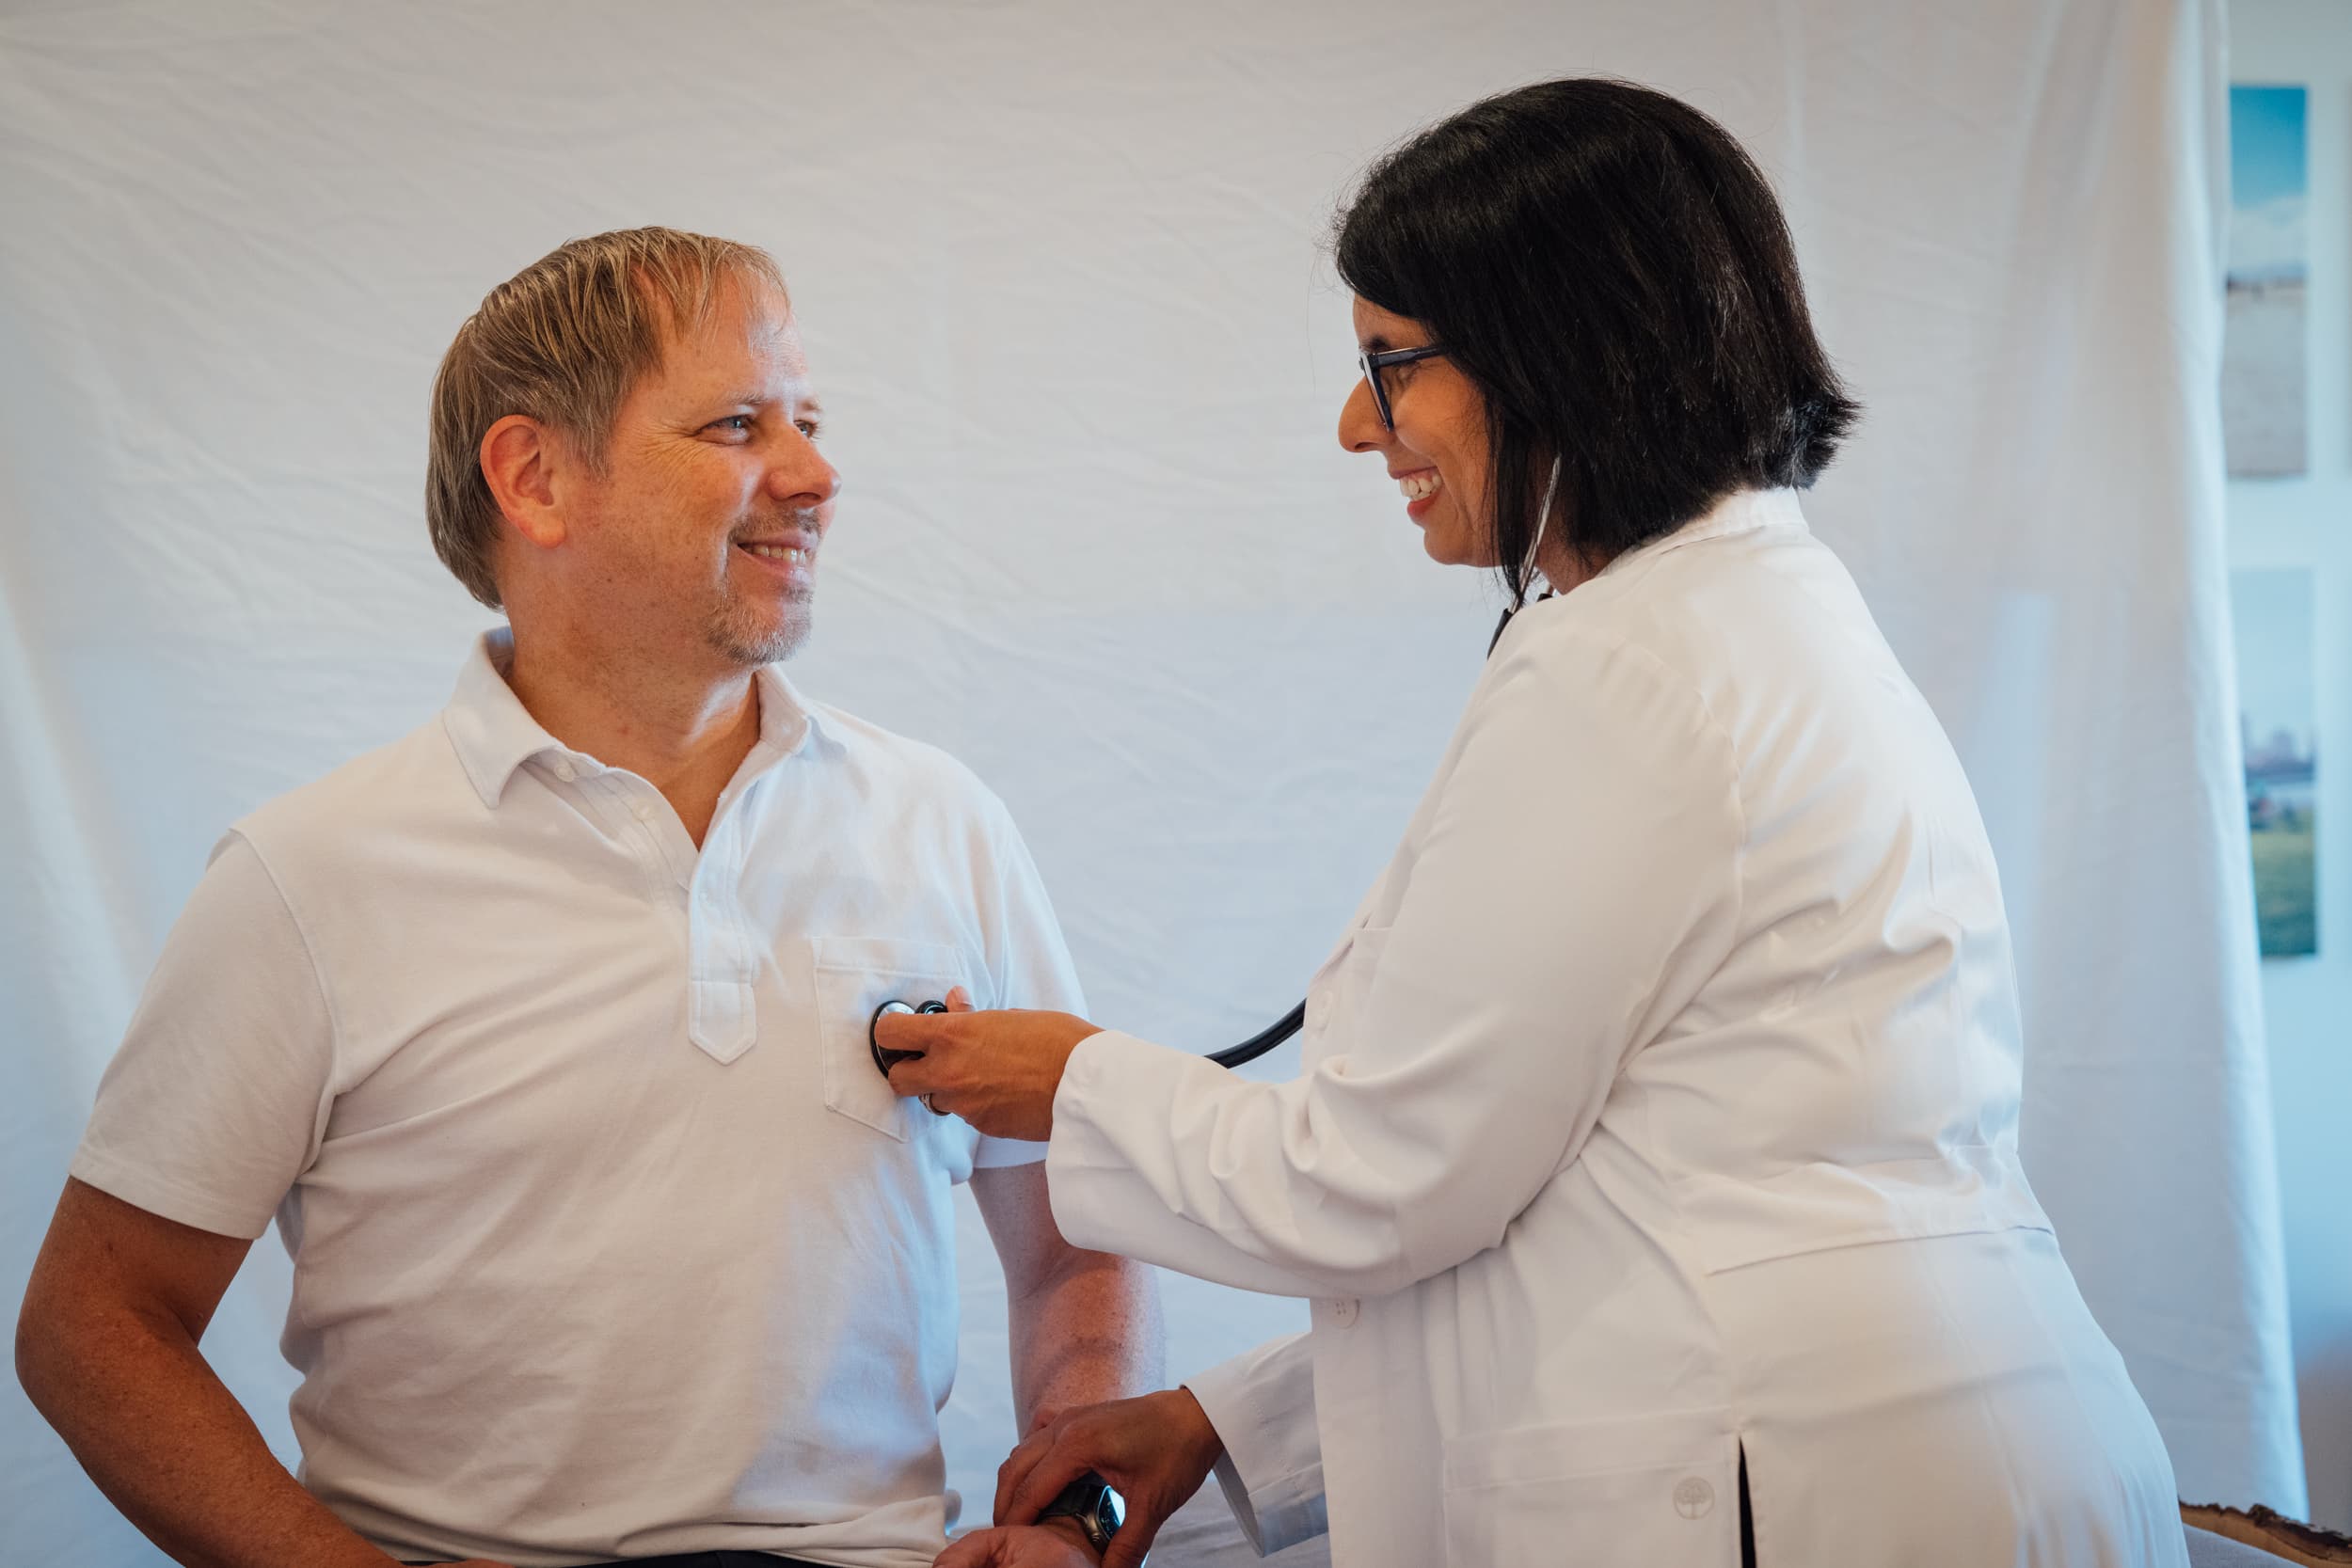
[{"xmin": 2231, "ymin": 0, "xmax": 2352, "ymax": 1532}]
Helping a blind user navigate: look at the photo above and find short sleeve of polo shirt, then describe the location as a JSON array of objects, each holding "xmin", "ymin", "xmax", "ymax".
[
  {"xmin": 971, "ymin": 799, "xmax": 1088, "ymax": 1169},
  {"xmin": 70, "ymin": 832, "xmax": 333, "ymax": 1240}
]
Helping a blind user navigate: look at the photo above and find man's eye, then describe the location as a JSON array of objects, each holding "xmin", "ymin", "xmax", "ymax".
[
  {"xmin": 707, "ymin": 415, "xmax": 755, "ymax": 436},
  {"xmin": 796, "ymin": 420, "xmax": 822, "ymax": 441}
]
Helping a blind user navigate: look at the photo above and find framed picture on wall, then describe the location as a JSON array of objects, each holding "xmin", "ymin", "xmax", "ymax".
[
  {"xmin": 2232, "ymin": 567, "xmax": 2318, "ymax": 958},
  {"xmin": 2222, "ymin": 84, "xmax": 2308, "ymax": 479}
]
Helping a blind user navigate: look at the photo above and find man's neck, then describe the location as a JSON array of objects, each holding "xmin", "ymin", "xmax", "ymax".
[{"xmin": 501, "ymin": 630, "xmax": 763, "ymax": 848}]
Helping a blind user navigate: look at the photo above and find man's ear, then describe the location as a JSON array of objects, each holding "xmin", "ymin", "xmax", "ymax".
[{"xmin": 480, "ymin": 415, "xmax": 567, "ymax": 551}]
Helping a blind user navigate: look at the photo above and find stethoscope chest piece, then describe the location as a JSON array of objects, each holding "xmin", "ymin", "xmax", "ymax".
[{"xmin": 870, "ymin": 998, "xmax": 948, "ymax": 1078}]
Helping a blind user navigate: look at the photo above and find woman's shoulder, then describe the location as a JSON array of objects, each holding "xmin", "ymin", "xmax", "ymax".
[{"xmin": 1532, "ymin": 520, "xmax": 1889, "ymax": 694}]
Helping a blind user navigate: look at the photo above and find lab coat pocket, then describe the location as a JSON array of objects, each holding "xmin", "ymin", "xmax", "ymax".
[
  {"xmin": 1440, "ymin": 1409, "xmax": 1740, "ymax": 1568},
  {"xmin": 810, "ymin": 934, "xmax": 975, "ymax": 1142}
]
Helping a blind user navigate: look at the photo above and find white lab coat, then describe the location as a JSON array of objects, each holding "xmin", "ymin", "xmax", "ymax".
[{"xmin": 1044, "ymin": 490, "xmax": 2188, "ymax": 1567}]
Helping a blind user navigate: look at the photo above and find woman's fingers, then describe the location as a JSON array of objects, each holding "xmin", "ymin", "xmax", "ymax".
[
  {"xmin": 875, "ymin": 1006, "xmax": 1092, "ymax": 1141},
  {"xmin": 874, "ymin": 1007, "xmax": 958, "ymax": 1062},
  {"xmin": 994, "ymin": 1427, "xmax": 1052, "ymax": 1523},
  {"xmin": 879, "ymin": 1006, "xmax": 961, "ymax": 1104},
  {"xmin": 883, "ymin": 1053, "xmax": 940, "ymax": 1098},
  {"xmin": 999, "ymin": 1443, "xmax": 1097, "ymax": 1528},
  {"xmin": 991, "ymin": 1391, "xmax": 1224, "ymax": 1566}
]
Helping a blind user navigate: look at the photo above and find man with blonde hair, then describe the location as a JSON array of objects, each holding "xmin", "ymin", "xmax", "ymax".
[{"xmin": 17, "ymin": 228, "xmax": 1155, "ymax": 1568}]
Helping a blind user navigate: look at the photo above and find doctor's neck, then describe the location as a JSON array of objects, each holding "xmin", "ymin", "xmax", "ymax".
[{"xmin": 1533, "ymin": 533, "xmax": 1606, "ymax": 595}]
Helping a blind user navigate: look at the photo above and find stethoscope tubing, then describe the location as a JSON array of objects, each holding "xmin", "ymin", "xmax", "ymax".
[
  {"xmin": 870, "ymin": 594, "xmax": 1542, "ymax": 1079},
  {"xmin": 1208, "ymin": 596, "xmax": 1532, "ymax": 1069}
]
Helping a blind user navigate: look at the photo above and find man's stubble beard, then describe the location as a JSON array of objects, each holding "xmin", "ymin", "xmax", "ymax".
[
  {"xmin": 705, "ymin": 582, "xmax": 814, "ymax": 667},
  {"xmin": 707, "ymin": 506, "xmax": 824, "ymax": 666}
]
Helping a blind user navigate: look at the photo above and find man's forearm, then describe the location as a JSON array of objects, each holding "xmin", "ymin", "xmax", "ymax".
[
  {"xmin": 19, "ymin": 1304, "xmax": 397, "ymax": 1568},
  {"xmin": 1008, "ymin": 1248, "xmax": 1164, "ymax": 1433}
]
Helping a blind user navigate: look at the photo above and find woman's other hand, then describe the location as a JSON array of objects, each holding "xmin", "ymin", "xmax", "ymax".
[
  {"xmin": 876, "ymin": 987, "xmax": 1102, "ymax": 1141},
  {"xmin": 994, "ymin": 1388, "xmax": 1226, "ymax": 1568}
]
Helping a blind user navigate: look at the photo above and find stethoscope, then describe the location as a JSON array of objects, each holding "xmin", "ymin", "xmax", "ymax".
[
  {"xmin": 870, "ymin": 516, "xmax": 1559, "ymax": 1088},
  {"xmin": 867, "ymin": 594, "xmax": 1549, "ymax": 1085},
  {"xmin": 868, "ymin": 994, "xmax": 1306, "ymax": 1085}
]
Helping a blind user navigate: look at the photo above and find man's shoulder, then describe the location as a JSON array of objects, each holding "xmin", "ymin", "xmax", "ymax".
[
  {"xmin": 804, "ymin": 698, "xmax": 1010, "ymax": 824},
  {"xmin": 230, "ymin": 711, "xmax": 469, "ymax": 866}
]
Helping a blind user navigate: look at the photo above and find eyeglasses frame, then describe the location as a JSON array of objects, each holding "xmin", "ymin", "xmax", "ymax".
[{"xmin": 1358, "ymin": 343, "xmax": 1449, "ymax": 431}]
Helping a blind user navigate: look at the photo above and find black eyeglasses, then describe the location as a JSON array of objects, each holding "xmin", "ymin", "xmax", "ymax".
[{"xmin": 1359, "ymin": 344, "xmax": 1448, "ymax": 431}]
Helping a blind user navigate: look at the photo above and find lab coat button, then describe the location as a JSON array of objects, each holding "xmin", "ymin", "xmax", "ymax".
[
  {"xmin": 1328, "ymin": 1297, "xmax": 1359, "ymax": 1326},
  {"xmin": 1307, "ymin": 996, "xmax": 1329, "ymax": 1032}
]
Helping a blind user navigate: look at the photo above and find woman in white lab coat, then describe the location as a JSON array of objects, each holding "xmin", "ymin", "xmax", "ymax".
[{"xmin": 882, "ymin": 78, "xmax": 2187, "ymax": 1568}]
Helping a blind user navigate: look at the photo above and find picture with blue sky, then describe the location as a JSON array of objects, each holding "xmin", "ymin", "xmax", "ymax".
[{"xmin": 2224, "ymin": 84, "xmax": 2307, "ymax": 477}]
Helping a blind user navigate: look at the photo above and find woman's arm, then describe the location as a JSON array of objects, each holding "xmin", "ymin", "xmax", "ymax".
[{"xmin": 1041, "ymin": 626, "xmax": 1746, "ymax": 1297}]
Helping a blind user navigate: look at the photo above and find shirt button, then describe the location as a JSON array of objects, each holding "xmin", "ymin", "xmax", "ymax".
[
  {"xmin": 630, "ymin": 799, "xmax": 654, "ymax": 821},
  {"xmin": 551, "ymin": 760, "xmax": 576, "ymax": 782},
  {"xmin": 1307, "ymin": 995, "xmax": 1330, "ymax": 1032},
  {"xmin": 1328, "ymin": 1297, "xmax": 1359, "ymax": 1327}
]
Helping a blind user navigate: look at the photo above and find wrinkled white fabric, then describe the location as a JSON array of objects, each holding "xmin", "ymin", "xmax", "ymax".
[{"xmin": 0, "ymin": 2, "xmax": 2296, "ymax": 1562}]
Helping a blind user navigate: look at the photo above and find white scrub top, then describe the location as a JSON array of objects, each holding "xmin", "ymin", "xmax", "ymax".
[{"xmin": 1046, "ymin": 490, "xmax": 2187, "ymax": 1567}]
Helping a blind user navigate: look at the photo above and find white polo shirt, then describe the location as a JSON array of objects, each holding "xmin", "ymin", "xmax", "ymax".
[{"xmin": 70, "ymin": 629, "xmax": 1082, "ymax": 1568}]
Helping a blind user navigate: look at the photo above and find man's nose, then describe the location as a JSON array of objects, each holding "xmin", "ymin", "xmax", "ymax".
[
  {"xmin": 767, "ymin": 438, "xmax": 841, "ymax": 510},
  {"xmin": 1338, "ymin": 376, "xmax": 1386, "ymax": 454}
]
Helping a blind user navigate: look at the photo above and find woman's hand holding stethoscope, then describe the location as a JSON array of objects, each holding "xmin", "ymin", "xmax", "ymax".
[
  {"xmin": 873, "ymin": 989, "xmax": 1104, "ymax": 1142},
  {"xmin": 873, "ymin": 594, "xmax": 1540, "ymax": 1137}
]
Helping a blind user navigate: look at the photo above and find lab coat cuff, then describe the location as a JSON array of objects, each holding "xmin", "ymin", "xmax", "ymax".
[
  {"xmin": 1048, "ymin": 1029, "xmax": 1205, "ymax": 1252},
  {"xmin": 1185, "ymin": 1352, "xmax": 1327, "ymax": 1557},
  {"xmin": 1045, "ymin": 1028, "xmax": 1150, "ymax": 1245}
]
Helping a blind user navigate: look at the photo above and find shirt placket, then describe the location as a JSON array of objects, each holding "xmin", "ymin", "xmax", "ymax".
[
  {"xmin": 684, "ymin": 835, "xmax": 755, "ymax": 1066},
  {"xmin": 568, "ymin": 742, "xmax": 788, "ymax": 1067},
  {"xmin": 677, "ymin": 766, "xmax": 787, "ymax": 1066}
]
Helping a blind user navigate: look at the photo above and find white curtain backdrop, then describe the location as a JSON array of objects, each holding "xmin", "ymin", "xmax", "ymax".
[{"xmin": 0, "ymin": 1, "xmax": 2299, "ymax": 1560}]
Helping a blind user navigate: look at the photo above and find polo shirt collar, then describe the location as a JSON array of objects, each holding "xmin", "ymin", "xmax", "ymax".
[{"xmin": 442, "ymin": 627, "xmax": 830, "ymax": 810}]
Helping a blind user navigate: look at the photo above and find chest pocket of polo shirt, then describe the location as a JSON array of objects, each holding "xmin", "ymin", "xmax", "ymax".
[{"xmin": 811, "ymin": 935, "xmax": 978, "ymax": 1141}]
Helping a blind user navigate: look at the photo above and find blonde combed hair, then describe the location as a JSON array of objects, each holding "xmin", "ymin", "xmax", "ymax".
[{"xmin": 424, "ymin": 227, "xmax": 789, "ymax": 610}]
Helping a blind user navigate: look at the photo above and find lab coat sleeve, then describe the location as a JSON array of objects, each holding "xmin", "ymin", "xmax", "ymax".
[
  {"xmin": 1046, "ymin": 624, "xmax": 1744, "ymax": 1297},
  {"xmin": 1184, "ymin": 1332, "xmax": 1327, "ymax": 1556}
]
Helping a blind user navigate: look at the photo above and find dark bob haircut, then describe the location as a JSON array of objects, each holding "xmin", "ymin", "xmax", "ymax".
[{"xmin": 1335, "ymin": 78, "xmax": 1860, "ymax": 602}]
